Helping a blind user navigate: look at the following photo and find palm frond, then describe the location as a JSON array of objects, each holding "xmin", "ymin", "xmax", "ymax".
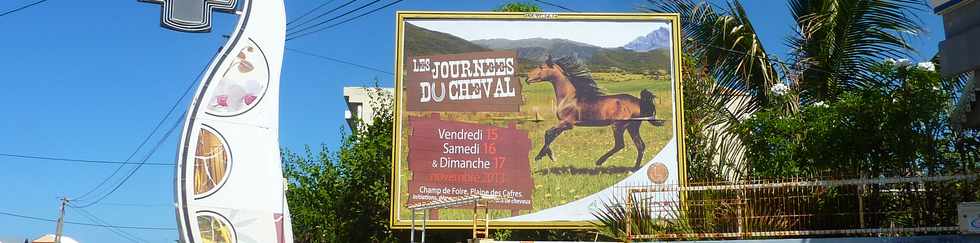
[
  {"xmin": 651, "ymin": 0, "xmax": 781, "ymax": 115},
  {"xmin": 789, "ymin": 0, "xmax": 924, "ymax": 101}
]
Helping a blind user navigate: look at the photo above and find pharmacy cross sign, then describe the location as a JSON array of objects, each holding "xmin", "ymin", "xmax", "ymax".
[{"xmin": 140, "ymin": 0, "xmax": 239, "ymax": 33}]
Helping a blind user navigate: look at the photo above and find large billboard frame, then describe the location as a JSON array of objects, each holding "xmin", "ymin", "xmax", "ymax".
[{"xmin": 390, "ymin": 11, "xmax": 686, "ymax": 229}]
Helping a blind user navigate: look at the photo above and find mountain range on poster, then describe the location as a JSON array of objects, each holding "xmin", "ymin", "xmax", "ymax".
[{"xmin": 405, "ymin": 23, "xmax": 671, "ymax": 73}]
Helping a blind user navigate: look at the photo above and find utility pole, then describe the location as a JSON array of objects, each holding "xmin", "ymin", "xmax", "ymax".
[{"xmin": 54, "ymin": 197, "xmax": 68, "ymax": 243}]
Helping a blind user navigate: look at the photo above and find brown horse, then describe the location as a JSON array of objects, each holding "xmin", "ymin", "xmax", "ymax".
[{"xmin": 525, "ymin": 56, "xmax": 659, "ymax": 169}]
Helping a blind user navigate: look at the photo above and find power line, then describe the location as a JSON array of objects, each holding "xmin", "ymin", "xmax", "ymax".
[
  {"xmin": 73, "ymin": 49, "xmax": 213, "ymax": 202},
  {"xmin": 0, "ymin": 210, "xmax": 175, "ymax": 230},
  {"xmin": 98, "ymin": 202, "xmax": 173, "ymax": 208},
  {"xmin": 0, "ymin": 153, "xmax": 174, "ymax": 166},
  {"xmin": 70, "ymin": 206, "xmax": 149, "ymax": 242},
  {"xmin": 533, "ymin": 0, "xmax": 578, "ymax": 12},
  {"xmin": 287, "ymin": 0, "xmax": 338, "ymax": 26},
  {"xmin": 71, "ymin": 112, "xmax": 186, "ymax": 208},
  {"xmin": 288, "ymin": 0, "xmax": 358, "ymax": 30},
  {"xmin": 286, "ymin": 0, "xmax": 382, "ymax": 38},
  {"xmin": 0, "ymin": 0, "xmax": 50, "ymax": 18},
  {"xmin": 76, "ymin": 54, "xmax": 211, "ymax": 203},
  {"xmin": 286, "ymin": 47, "xmax": 393, "ymax": 75},
  {"xmin": 286, "ymin": 0, "xmax": 403, "ymax": 41}
]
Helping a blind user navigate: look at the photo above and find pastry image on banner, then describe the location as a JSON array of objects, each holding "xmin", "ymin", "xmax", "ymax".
[
  {"xmin": 197, "ymin": 211, "xmax": 236, "ymax": 243},
  {"xmin": 194, "ymin": 126, "xmax": 231, "ymax": 197}
]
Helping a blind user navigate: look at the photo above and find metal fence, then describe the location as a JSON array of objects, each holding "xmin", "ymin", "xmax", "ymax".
[{"xmin": 618, "ymin": 174, "xmax": 980, "ymax": 241}]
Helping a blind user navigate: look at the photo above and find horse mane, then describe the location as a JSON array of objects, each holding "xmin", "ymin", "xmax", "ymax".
[{"xmin": 551, "ymin": 56, "xmax": 603, "ymax": 99}]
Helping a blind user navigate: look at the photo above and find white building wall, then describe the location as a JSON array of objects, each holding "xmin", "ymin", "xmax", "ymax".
[{"xmin": 343, "ymin": 87, "xmax": 393, "ymax": 130}]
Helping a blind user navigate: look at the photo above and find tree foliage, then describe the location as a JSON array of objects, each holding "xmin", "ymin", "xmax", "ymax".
[
  {"xmin": 494, "ymin": 2, "xmax": 542, "ymax": 12},
  {"xmin": 739, "ymin": 62, "xmax": 979, "ymax": 178},
  {"xmin": 590, "ymin": 1, "xmax": 980, "ymax": 240},
  {"xmin": 283, "ymin": 88, "xmax": 396, "ymax": 243},
  {"xmin": 789, "ymin": 0, "xmax": 923, "ymax": 101},
  {"xmin": 647, "ymin": 0, "xmax": 936, "ymax": 182}
]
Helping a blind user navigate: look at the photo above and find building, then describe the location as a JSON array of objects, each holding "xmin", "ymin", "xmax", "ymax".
[
  {"xmin": 930, "ymin": 0, "xmax": 980, "ymax": 129},
  {"xmin": 343, "ymin": 87, "xmax": 394, "ymax": 131},
  {"xmin": 31, "ymin": 234, "xmax": 78, "ymax": 243}
]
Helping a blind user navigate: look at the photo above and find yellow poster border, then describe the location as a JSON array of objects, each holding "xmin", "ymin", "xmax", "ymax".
[{"xmin": 389, "ymin": 11, "xmax": 686, "ymax": 229}]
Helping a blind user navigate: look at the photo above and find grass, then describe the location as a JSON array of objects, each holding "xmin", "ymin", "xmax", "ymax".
[{"xmin": 397, "ymin": 72, "xmax": 674, "ymax": 220}]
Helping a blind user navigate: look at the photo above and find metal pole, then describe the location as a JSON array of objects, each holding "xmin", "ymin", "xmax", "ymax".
[
  {"xmin": 55, "ymin": 197, "xmax": 67, "ymax": 243},
  {"xmin": 421, "ymin": 209, "xmax": 427, "ymax": 243},
  {"xmin": 484, "ymin": 202, "xmax": 489, "ymax": 237},
  {"xmin": 472, "ymin": 202, "xmax": 478, "ymax": 240},
  {"xmin": 859, "ymin": 181, "xmax": 866, "ymax": 228},
  {"xmin": 410, "ymin": 209, "xmax": 416, "ymax": 243}
]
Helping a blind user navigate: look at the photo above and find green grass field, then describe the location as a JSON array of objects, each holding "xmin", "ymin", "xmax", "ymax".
[{"xmin": 397, "ymin": 71, "xmax": 674, "ymax": 220}]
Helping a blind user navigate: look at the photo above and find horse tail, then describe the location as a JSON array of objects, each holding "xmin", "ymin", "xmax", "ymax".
[{"xmin": 640, "ymin": 89, "xmax": 657, "ymax": 125}]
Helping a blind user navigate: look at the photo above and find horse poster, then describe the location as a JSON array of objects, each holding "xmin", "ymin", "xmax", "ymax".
[{"xmin": 391, "ymin": 11, "xmax": 685, "ymax": 228}]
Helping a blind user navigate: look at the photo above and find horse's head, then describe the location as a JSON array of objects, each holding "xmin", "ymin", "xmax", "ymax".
[{"xmin": 526, "ymin": 55, "xmax": 564, "ymax": 84}]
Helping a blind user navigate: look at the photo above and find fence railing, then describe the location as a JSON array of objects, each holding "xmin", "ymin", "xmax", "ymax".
[{"xmin": 619, "ymin": 174, "xmax": 980, "ymax": 241}]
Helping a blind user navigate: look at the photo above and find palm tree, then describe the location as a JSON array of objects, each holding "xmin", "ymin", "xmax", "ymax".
[
  {"xmin": 648, "ymin": 0, "xmax": 924, "ymax": 181},
  {"xmin": 788, "ymin": 0, "xmax": 923, "ymax": 101}
]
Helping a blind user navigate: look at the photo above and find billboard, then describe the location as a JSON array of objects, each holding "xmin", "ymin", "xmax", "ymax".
[{"xmin": 392, "ymin": 11, "xmax": 685, "ymax": 228}]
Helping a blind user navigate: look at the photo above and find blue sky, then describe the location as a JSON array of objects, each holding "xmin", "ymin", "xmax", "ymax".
[{"xmin": 0, "ymin": 0, "xmax": 944, "ymax": 242}]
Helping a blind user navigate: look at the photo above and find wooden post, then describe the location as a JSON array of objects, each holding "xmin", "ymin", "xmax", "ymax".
[{"xmin": 625, "ymin": 190, "xmax": 633, "ymax": 243}]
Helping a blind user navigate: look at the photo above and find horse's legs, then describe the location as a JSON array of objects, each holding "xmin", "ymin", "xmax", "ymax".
[
  {"xmin": 535, "ymin": 122, "xmax": 572, "ymax": 161},
  {"xmin": 595, "ymin": 122, "xmax": 627, "ymax": 166},
  {"xmin": 627, "ymin": 121, "xmax": 645, "ymax": 170}
]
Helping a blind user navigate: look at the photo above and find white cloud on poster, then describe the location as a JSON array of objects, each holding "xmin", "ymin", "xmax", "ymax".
[{"xmin": 408, "ymin": 20, "xmax": 670, "ymax": 48}]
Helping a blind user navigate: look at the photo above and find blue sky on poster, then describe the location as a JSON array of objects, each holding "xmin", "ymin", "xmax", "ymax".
[
  {"xmin": 410, "ymin": 20, "xmax": 670, "ymax": 48},
  {"xmin": 0, "ymin": 0, "xmax": 944, "ymax": 242}
]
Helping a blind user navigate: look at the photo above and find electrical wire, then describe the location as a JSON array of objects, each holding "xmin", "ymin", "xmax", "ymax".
[
  {"xmin": 287, "ymin": 0, "xmax": 338, "ymax": 26},
  {"xmin": 70, "ymin": 112, "xmax": 186, "ymax": 208},
  {"xmin": 286, "ymin": 0, "xmax": 381, "ymax": 38},
  {"xmin": 0, "ymin": 0, "xmax": 50, "ymax": 18},
  {"xmin": 70, "ymin": 206, "xmax": 148, "ymax": 242},
  {"xmin": 286, "ymin": 0, "xmax": 403, "ymax": 41},
  {"xmin": 72, "ymin": 49, "xmax": 214, "ymax": 202},
  {"xmin": 98, "ymin": 202, "xmax": 173, "ymax": 208},
  {"xmin": 533, "ymin": 0, "xmax": 578, "ymax": 12},
  {"xmin": 0, "ymin": 153, "xmax": 174, "ymax": 166},
  {"xmin": 287, "ymin": 0, "xmax": 358, "ymax": 30},
  {"xmin": 286, "ymin": 47, "xmax": 393, "ymax": 75},
  {"xmin": 0, "ymin": 210, "xmax": 175, "ymax": 230}
]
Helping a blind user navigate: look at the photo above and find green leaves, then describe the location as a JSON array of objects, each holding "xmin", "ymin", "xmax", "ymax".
[
  {"xmin": 494, "ymin": 2, "xmax": 542, "ymax": 12},
  {"xmin": 737, "ymin": 63, "xmax": 963, "ymax": 178},
  {"xmin": 651, "ymin": 0, "xmax": 780, "ymax": 115},
  {"xmin": 789, "ymin": 0, "xmax": 924, "ymax": 102},
  {"xmin": 592, "ymin": 195, "xmax": 691, "ymax": 241},
  {"xmin": 283, "ymin": 88, "xmax": 397, "ymax": 243}
]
